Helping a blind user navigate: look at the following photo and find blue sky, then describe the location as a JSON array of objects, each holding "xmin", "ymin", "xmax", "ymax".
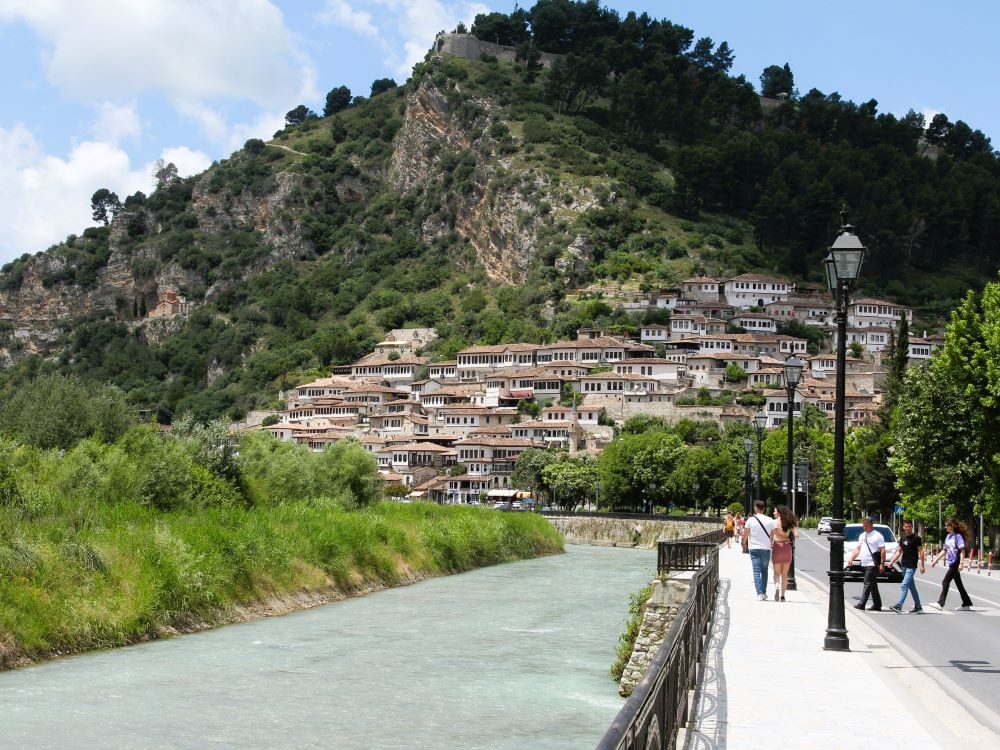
[{"xmin": 0, "ymin": 0, "xmax": 995, "ymax": 264}]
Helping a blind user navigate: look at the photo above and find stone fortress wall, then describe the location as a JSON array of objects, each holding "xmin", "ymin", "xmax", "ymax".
[{"xmin": 433, "ymin": 33, "xmax": 564, "ymax": 69}]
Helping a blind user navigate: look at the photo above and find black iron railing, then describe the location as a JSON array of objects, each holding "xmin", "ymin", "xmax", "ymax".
[{"xmin": 597, "ymin": 539, "xmax": 721, "ymax": 750}]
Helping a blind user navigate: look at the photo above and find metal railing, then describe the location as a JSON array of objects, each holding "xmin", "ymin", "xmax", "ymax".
[
  {"xmin": 657, "ymin": 531, "xmax": 724, "ymax": 576},
  {"xmin": 597, "ymin": 539, "xmax": 720, "ymax": 750}
]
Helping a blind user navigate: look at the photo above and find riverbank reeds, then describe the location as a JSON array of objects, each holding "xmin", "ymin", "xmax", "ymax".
[{"xmin": 0, "ymin": 423, "xmax": 563, "ymax": 669}]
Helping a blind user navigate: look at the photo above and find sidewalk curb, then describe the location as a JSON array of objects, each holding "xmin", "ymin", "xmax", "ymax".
[{"xmin": 797, "ymin": 569, "xmax": 1000, "ymax": 744}]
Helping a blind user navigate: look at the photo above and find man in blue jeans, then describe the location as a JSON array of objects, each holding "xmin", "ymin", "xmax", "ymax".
[
  {"xmin": 887, "ymin": 519, "xmax": 924, "ymax": 613},
  {"xmin": 741, "ymin": 500, "xmax": 775, "ymax": 600}
]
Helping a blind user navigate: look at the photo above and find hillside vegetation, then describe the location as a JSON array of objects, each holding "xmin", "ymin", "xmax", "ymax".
[{"xmin": 1, "ymin": 0, "xmax": 998, "ymax": 420}]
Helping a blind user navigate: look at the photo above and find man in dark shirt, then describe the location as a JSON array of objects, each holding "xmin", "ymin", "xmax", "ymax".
[{"xmin": 888, "ymin": 519, "xmax": 924, "ymax": 613}]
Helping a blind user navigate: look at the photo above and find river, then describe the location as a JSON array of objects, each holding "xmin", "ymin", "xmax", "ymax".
[{"xmin": 0, "ymin": 544, "xmax": 655, "ymax": 749}]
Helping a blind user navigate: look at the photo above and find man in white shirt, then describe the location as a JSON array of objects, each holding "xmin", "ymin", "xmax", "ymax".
[
  {"xmin": 846, "ymin": 517, "xmax": 885, "ymax": 611},
  {"xmin": 741, "ymin": 500, "xmax": 776, "ymax": 600}
]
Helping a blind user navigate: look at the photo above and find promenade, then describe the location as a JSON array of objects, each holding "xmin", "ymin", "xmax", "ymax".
[{"xmin": 683, "ymin": 543, "xmax": 999, "ymax": 750}]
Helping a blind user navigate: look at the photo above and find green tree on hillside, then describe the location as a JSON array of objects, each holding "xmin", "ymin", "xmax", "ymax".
[
  {"xmin": 370, "ymin": 78, "xmax": 397, "ymax": 97},
  {"xmin": 760, "ymin": 63, "xmax": 794, "ymax": 98},
  {"xmin": 324, "ymin": 86, "xmax": 352, "ymax": 116},
  {"xmin": 285, "ymin": 105, "xmax": 317, "ymax": 126},
  {"xmin": 90, "ymin": 188, "xmax": 121, "ymax": 226}
]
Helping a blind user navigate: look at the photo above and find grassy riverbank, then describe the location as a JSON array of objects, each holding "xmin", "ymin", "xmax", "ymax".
[
  {"xmin": 0, "ymin": 420, "xmax": 563, "ymax": 669},
  {"xmin": 0, "ymin": 500, "xmax": 562, "ymax": 668}
]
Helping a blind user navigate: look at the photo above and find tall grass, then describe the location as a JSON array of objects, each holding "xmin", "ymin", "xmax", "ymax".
[
  {"xmin": 0, "ymin": 427, "xmax": 563, "ymax": 668},
  {"xmin": 0, "ymin": 501, "xmax": 562, "ymax": 667}
]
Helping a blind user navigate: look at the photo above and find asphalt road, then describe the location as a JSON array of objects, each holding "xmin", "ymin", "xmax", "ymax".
[{"xmin": 793, "ymin": 530, "xmax": 1000, "ymax": 732}]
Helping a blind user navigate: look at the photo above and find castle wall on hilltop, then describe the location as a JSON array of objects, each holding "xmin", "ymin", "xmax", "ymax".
[{"xmin": 433, "ymin": 33, "xmax": 563, "ymax": 69}]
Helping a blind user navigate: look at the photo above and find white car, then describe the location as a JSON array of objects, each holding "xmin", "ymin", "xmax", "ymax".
[
  {"xmin": 843, "ymin": 523, "xmax": 902, "ymax": 582},
  {"xmin": 817, "ymin": 517, "xmax": 833, "ymax": 535}
]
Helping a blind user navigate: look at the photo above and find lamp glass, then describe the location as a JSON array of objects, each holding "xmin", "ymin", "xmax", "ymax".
[
  {"xmin": 830, "ymin": 229, "xmax": 865, "ymax": 283},
  {"xmin": 744, "ymin": 437, "xmax": 752, "ymax": 453},
  {"xmin": 784, "ymin": 355, "xmax": 804, "ymax": 387},
  {"xmin": 824, "ymin": 254, "xmax": 837, "ymax": 291},
  {"xmin": 753, "ymin": 411, "xmax": 768, "ymax": 431}
]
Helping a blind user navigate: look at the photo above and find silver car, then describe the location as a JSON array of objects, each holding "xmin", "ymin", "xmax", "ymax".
[{"xmin": 817, "ymin": 517, "xmax": 833, "ymax": 535}]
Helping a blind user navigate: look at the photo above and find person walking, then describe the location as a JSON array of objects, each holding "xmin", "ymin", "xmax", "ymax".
[
  {"xmin": 888, "ymin": 519, "xmax": 924, "ymax": 613},
  {"xmin": 734, "ymin": 513, "xmax": 745, "ymax": 546},
  {"xmin": 770, "ymin": 505, "xmax": 798, "ymax": 601},
  {"xmin": 846, "ymin": 516, "xmax": 885, "ymax": 611},
  {"xmin": 931, "ymin": 518, "xmax": 974, "ymax": 610},
  {"xmin": 741, "ymin": 500, "xmax": 775, "ymax": 600},
  {"xmin": 724, "ymin": 513, "xmax": 735, "ymax": 549}
]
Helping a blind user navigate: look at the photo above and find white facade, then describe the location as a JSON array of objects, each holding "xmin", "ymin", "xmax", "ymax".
[{"xmin": 723, "ymin": 274, "xmax": 792, "ymax": 309}]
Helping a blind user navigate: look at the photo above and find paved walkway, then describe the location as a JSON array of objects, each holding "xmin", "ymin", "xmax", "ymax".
[{"xmin": 682, "ymin": 545, "xmax": 992, "ymax": 750}]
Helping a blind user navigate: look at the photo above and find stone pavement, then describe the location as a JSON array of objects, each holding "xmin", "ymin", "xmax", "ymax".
[{"xmin": 682, "ymin": 544, "xmax": 995, "ymax": 750}]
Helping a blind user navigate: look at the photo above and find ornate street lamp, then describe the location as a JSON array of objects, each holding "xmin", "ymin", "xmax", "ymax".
[
  {"xmin": 753, "ymin": 410, "xmax": 767, "ymax": 504},
  {"xmin": 743, "ymin": 437, "xmax": 753, "ymax": 516},
  {"xmin": 783, "ymin": 354, "xmax": 804, "ymax": 590},
  {"xmin": 823, "ymin": 215, "xmax": 865, "ymax": 652}
]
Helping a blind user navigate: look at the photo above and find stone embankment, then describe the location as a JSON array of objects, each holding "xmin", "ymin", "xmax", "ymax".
[
  {"xmin": 543, "ymin": 514, "xmax": 719, "ymax": 549},
  {"xmin": 617, "ymin": 575, "xmax": 691, "ymax": 696}
]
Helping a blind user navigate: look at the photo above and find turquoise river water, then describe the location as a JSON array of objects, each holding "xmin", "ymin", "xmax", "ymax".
[{"xmin": 0, "ymin": 544, "xmax": 655, "ymax": 749}]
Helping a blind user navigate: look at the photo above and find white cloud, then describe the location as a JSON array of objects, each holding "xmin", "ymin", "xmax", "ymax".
[
  {"xmin": 92, "ymin": 101, "xmax": 141, "ymax": 144},
  {"xmin": 318, "ymin": 0, "xmax": 488, "ymax": 79},
  {"xmin": 1, "ymin": 0, "xmax": 313, "ymax": 110},
  {"xmin": 317, "ymin": 0, "xmax": 378, "ymax": 37},
  {"xmin": 155, "ymin": 146, "xmax": 211, "ymax": 179},
  {"xmin": 224, "ymin": 110, "xmax": 288, "ymax": 156},
  {"xmin": 0, "ymin": 124, "xmax": 209, "ymax": 262}
]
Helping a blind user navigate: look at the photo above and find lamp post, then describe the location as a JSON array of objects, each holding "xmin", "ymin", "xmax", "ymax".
[
  {"xmin": 753, "ymin": 411, "xmax": 767, "ymax": 504},
  {"xmin": 823, "ymin": 215, "xmax": 865, "ymax": 652},
  {"xmin": 743, "ymin": 437, "xmax": 753, "ymax": 516},
  {"xmin": 693, "ymin": 481, "xmax": 700, "ymax": 515},
  {"xmin": 783, "ymin": 354, "xmax": 804, "ymax": 590}
]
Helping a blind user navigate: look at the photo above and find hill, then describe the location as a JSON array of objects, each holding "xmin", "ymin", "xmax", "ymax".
[{"xmin": 1, "ymin": 1, "xmax": 998, "ymax": 421}]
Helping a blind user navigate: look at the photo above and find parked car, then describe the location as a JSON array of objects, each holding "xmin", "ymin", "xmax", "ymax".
[
  {"xmin": 492, "ymin": 501, "xmax": 509, "ymax": 511},
  {"xmin": 817, "ymin": 517, "xmax": 833, "ymax": 535},
  {"xmin": 842, "ymin": 523, "xmax": 902, "ymax": 582}
]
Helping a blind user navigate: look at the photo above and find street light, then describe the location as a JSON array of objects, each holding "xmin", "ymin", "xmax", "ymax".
[
  {"xmin": 752, "ymin": 410, "xmax": 767, "ymax": 505},
  {"xmin": 823, "ymin": 214, "xmax": 865, "ymax": 652},
  {"xmin": 783, "ymin": 355, "xmax": 804, "ymax": 590},
  {"xmin": 743, "ymin": 437, "xmax": 753, "ymax": 516}
]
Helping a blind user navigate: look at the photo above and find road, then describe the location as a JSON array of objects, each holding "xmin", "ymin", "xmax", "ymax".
[{"xmin": 794, "ymin": 530, "xmax": 1000, "ymax": 733}]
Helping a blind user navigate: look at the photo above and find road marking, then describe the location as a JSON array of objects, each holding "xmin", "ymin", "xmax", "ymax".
[{"xmin": 797, "ymin": 569, "xmax": 1000, "ymax": 738}]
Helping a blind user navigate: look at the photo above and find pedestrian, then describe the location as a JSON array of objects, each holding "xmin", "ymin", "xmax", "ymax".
[
  {"xmin": 724, "ymin": 512, "xmax": 735, "ymax": 549},
  {"xmin": 741, "ymin": 500, "xmax": 775, "ymax": 600},
  {"xmin": 931, "ymin": 518, "xmax": 974, "ymax": 610},
  {"xmin": 770, "ymin": 505, "xmax": 798, "ymax": 601},
  {"xmin": 887, "ymin": 519, "xmax": 924, "ymax": 613},
  {"xmin": 734, "ymin": 513, "xmax": 745, "ymax": 544},
  {"xmin": 845, "ymin": 516, "xmax": 885, "ymax": 611}
]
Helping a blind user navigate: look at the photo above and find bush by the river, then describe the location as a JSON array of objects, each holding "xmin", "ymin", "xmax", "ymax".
[{"xmin": 0, "ymin": 424, "xmax": 563, "ymax": 668}]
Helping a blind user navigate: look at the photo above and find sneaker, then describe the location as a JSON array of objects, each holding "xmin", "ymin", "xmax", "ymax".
[
  {"xmin": 932, "ymin": 602, "xmax": 944, "ymax": 610},
  {"xmin": 780, "ymin": 595, "xmax": 786, "ymax": 602},
  {"xmin": 889, "ymin": 604, "xmax": 903, "ymax": 613},
  {"xmin": 956, "ymin": 604, "xmax": 973, "ymax": 611},
  {"xmin": 910, "ymin": 606, "xmax": 923, "ymax": 614},
  {"xmin": 869, "ymin": 607, "xmax": 882, "ymax": 612},
  {"xmin": 853, "ymin": 604, "xmax": 866, "ymax": 610},
  {"xmin": 774, "ymin": 590, "xmax": 779, "ymax": 601}
]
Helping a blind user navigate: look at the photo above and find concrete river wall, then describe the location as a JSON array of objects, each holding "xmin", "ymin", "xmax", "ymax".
[{"xmin": 544, "ymin": 513, "xmax": 720, "ymax": 549}]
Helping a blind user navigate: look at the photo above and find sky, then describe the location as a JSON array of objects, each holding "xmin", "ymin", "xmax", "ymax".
[{"xmin": 0, "ymin": 0, "xmax": 996, "ymax": 265}]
